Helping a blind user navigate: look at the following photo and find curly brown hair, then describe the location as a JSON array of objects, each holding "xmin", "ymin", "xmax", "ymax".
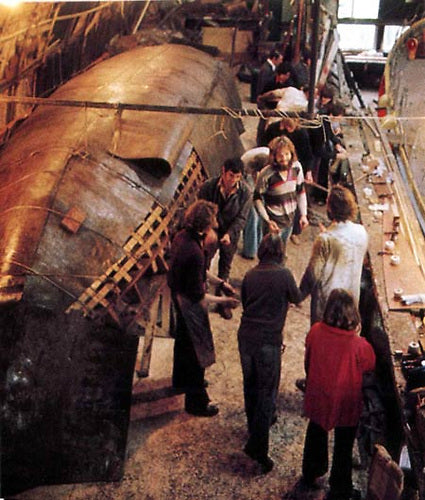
[
  {"xmin": 327, "ymin": 184, "xmax": 357, "ymax": 222},
  {"xmin": 323, "ymin": 288, "xmax": 361, "ymax": 331},
  {"xmin": 183, "ymin": 200, "xmax": 217, "ymax": 233}
]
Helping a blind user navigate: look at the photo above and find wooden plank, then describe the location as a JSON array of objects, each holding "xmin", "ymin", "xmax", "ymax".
[
  {"xmin": 155, "ymin": 287, "xmax": 172, "ymax": 338},
  {"xmin": 136, "ymin": 297, "xmax": 158, "ymax": 378},
  {"xmin": 381, "ymin": 208, "xmax": 425, "ymax": 311},
  {"xmin": 130, "ymin": 393, "xmax": 184, "ymax": 420},
  {"xmin": 67, "ymin": 149, "xmax": 206, "ymax": 317},
  {"xmin": 60, "ymin": 205, "xmax": 86, "ymax": 234}
]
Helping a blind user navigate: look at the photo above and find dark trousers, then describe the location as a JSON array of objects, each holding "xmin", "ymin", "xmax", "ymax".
[
  {"xmin": 172, "ymin": 309, "xmax": 209, "ymax": 411},
  {"xmin": 302, "ymin": 420, "xmax": 357, "ymax": 497},
  {"xmin": 292, "ymin": 207, "xmax": 301, "ymax": 236},
  {"xmin": 312, "ymin": 157, "xmax": 330, "ymax": 203},
  {"xmin": 217, "ymin": 239, "xmax": 238, "ymax": 281},
  {"xmin": 238, "ymin": 340, "xmax": 281, "ymax": 460}
]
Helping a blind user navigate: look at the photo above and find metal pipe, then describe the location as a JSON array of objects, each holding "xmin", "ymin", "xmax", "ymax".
[
  {"xmin": 308, "ymin": 0, "xmax": 320, "ymax": 117},
  {"xmin": 0, "ymin": 94, "xmax": 318, "ymax": 119}
]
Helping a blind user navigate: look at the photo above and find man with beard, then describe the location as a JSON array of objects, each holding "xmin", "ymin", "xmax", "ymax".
[{"xmin": 254, "ymin": 136, "xmax": 308, "ymax": 244}]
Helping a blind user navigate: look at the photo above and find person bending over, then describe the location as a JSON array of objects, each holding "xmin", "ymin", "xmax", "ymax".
[{"xmin": 168, "ymin": 200, "xmax": 239, "ymax": 417}]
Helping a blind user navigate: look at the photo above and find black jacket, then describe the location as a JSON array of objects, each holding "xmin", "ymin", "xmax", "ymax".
[{"xmin": 198, "ymin": 176, "xmax": 251, "ymax": 242}]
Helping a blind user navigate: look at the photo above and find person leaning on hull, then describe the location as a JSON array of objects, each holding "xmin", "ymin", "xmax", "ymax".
[{"xmin": 167, "ymin": 200, "xmax": 239, "ymax": 417}]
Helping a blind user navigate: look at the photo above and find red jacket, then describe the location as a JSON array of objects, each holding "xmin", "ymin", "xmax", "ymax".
[{"xmin": 304, "ymin": 322, "xmax": 376, "ymax": 431}]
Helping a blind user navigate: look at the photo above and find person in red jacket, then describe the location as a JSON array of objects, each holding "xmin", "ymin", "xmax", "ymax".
[{"xmin": 301, "ymin": 288, "xmax": 376, "ymax": 500}]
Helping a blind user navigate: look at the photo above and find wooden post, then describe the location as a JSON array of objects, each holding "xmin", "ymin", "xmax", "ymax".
[{"xmin": 137, "ymin": 294, "xmax": 160, "ymax": 378}]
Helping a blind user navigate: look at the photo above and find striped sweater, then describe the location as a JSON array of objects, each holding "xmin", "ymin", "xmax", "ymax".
[{"xmin": 253, "ymin": 161, "xmax": 307, "ymax": 228}]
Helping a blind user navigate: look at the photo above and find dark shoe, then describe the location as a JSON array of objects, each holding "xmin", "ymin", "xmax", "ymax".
[
  {"xmin": 243, "ymin": 444, "xmax": 274, "ymax": 474},
  {"xmin": 295, "ymin": 378, "xmax": 307, "ymax": 392},
  {"xmin": 241, "ymin": 254, "xmax": 255, "ymax": 260},
  {"xmin": 186, "ymin": 404, "xmax": 219, "ymax": 417},
  {"xmin": 215, "ymin": 304, "xmax": 233, "ymax": 320},
  {"xmin": 259, "ymin": 455, "xmax": 274, "ymax": 474}
]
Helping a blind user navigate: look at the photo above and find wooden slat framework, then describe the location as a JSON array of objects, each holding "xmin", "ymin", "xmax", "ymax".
[{"xmin": 67, "ymin": 149, "xmax": 206, "ymax": 333}]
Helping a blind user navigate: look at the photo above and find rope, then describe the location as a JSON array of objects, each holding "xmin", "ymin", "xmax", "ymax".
[
  {"xmin": 0, "ymin": 94, "xmax": 419, "ymax": 124},
  {"xmin": 0, "ymin": 94, "xmax": 423, "ymax": 131},
  {"xmin": 1, "ymin": 258, "xmax": 81, "ymax": 301},
  {"xmin": 0, "ymin": 204, "xmax": 129, "ymax": 256}
]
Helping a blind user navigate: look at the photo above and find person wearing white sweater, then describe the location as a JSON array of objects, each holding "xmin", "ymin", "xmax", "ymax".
[{"xmin": 300, "ymin": 184, "xmax": 368, "ymax": 324}]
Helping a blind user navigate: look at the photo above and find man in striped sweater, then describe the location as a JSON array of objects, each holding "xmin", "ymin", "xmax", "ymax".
[{"xmin": 253, "ymin": 136, "xmax": 309, "ymax": 243}]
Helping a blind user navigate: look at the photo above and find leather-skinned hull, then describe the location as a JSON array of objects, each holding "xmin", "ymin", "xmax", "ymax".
[{"xmin": 0, "ymin": 43, "xmax": 243, "ymax": 495}]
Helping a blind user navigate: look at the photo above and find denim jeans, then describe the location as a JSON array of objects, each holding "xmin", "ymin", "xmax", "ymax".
[
  {"xmin": 242, "ymin": 206, "xmax": 263, "ymax": 258},
  {"xmin": 238, "ymin": 340, "xmax": 281, "ymax": 460}
]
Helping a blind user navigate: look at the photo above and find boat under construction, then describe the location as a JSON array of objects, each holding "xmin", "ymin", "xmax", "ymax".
[
  {"xmin": 0, "ymin": 42, "xmax": 243, "ymax": 494},
  {"xmin": 3, "ymin": 1, "xmax": 425, "ymax": 499}
]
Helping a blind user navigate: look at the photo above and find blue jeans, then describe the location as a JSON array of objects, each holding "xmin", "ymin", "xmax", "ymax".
[
  {"xmin": 238, "ymin": 340, "xmax": 281, "ymax": 460},
  {"xmin": 242, "ymin": 207, "xmax": 263, "ymax": 258}
]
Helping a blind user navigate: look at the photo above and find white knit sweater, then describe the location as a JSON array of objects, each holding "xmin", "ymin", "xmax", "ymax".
[{"xmin": 300, "ymin": 220, "xmax": 368, "ymax": 324}]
